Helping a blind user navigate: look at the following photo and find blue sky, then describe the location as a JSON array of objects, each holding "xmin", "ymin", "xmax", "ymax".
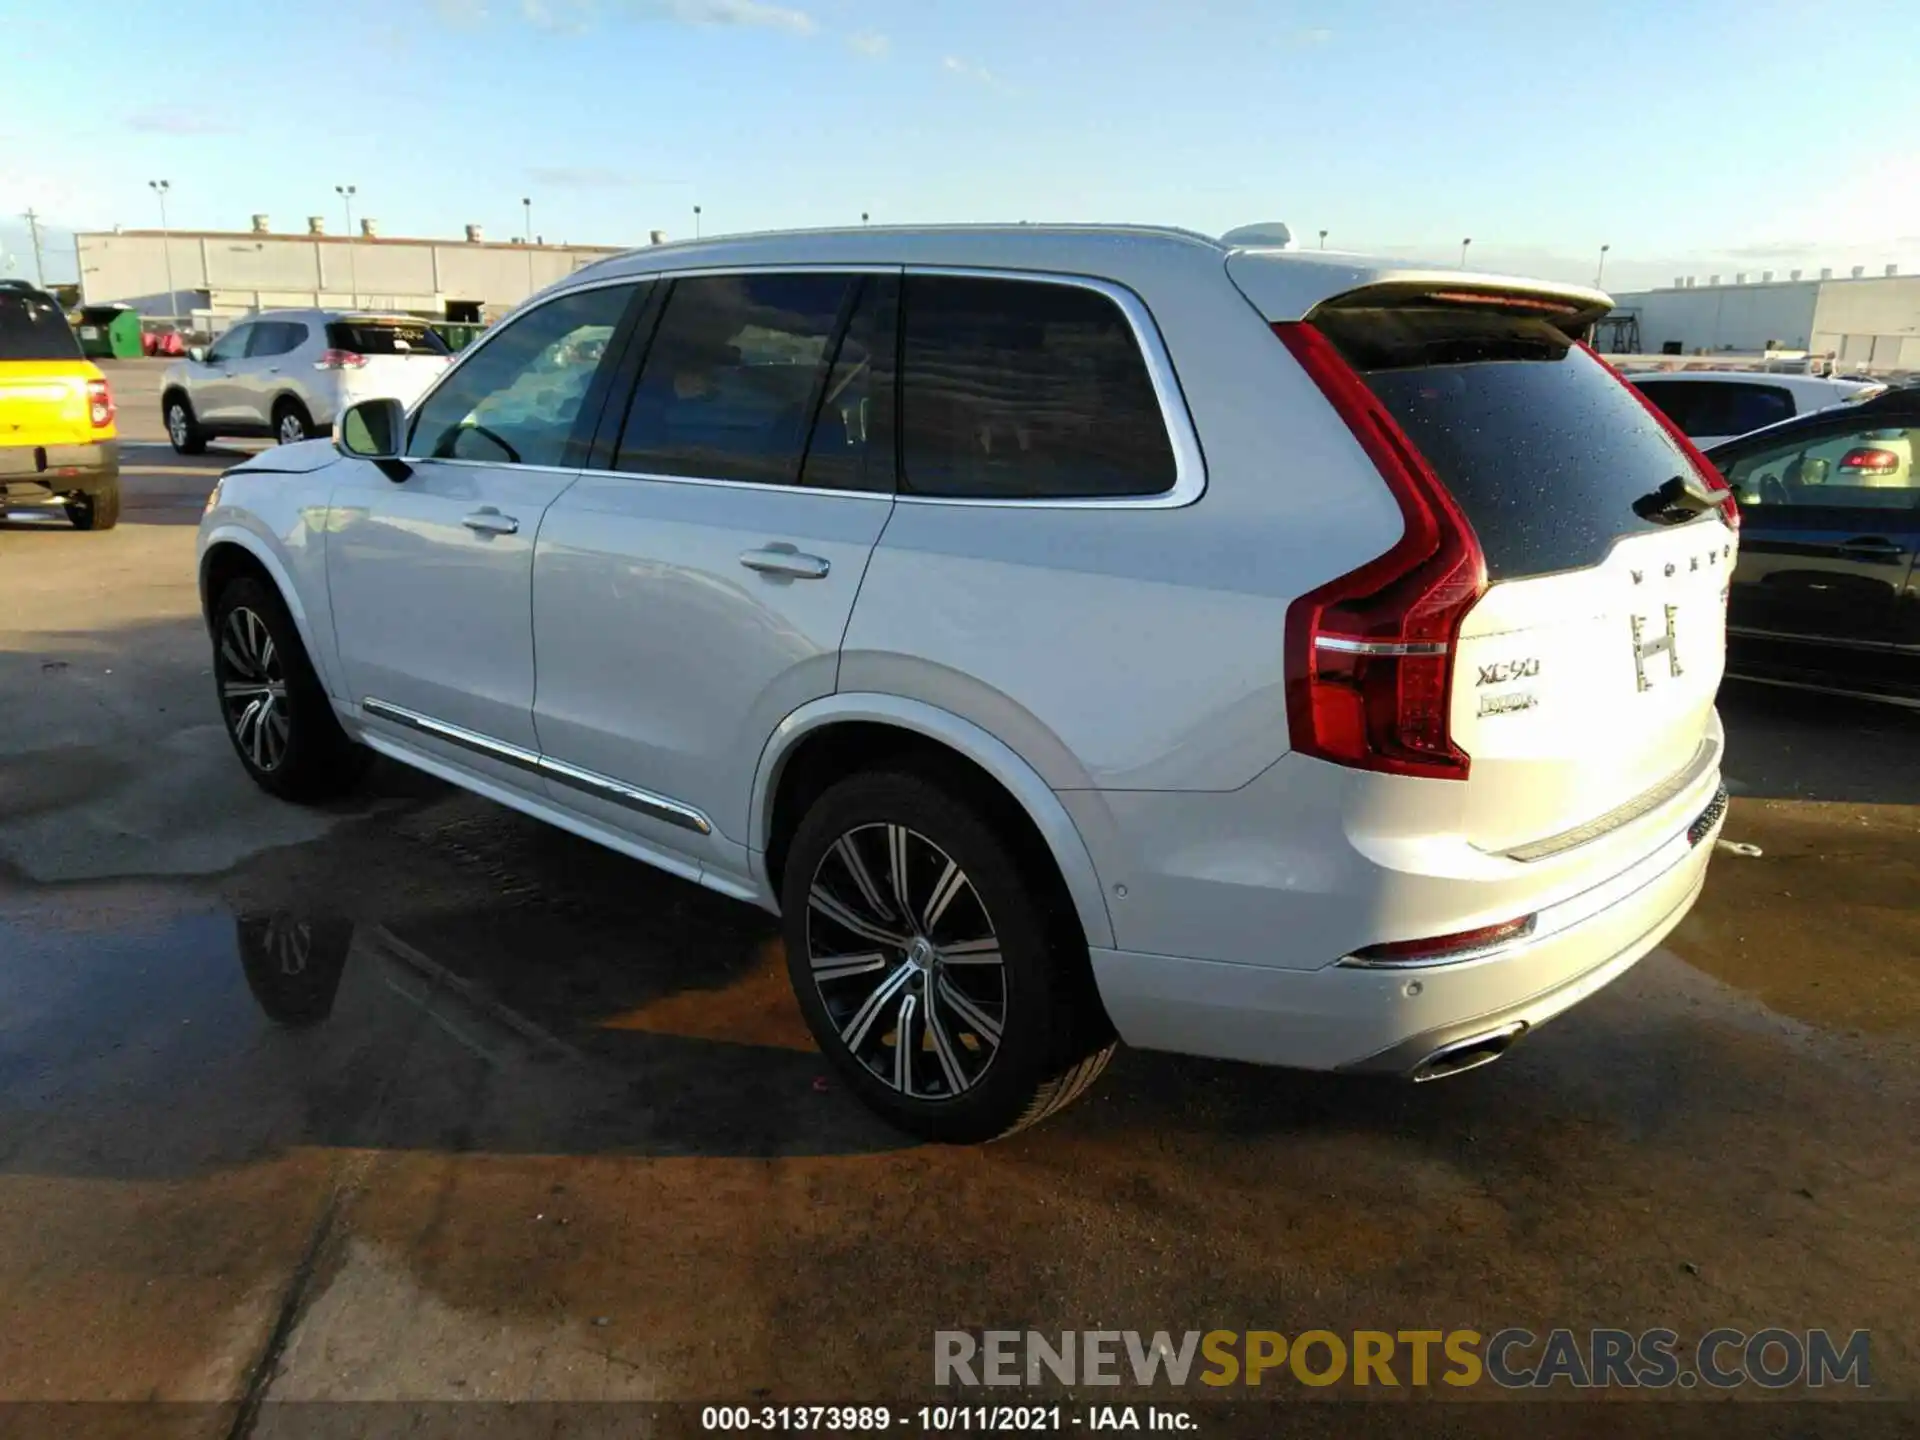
[{"xmin": 3, "ymin": 0, "xmax": 1917, "ymax": 291}]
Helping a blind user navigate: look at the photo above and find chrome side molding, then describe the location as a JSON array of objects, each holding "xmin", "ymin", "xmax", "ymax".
[{"xmin": 360, "ymin": 697, "xmax": 714, "ymax": 836}]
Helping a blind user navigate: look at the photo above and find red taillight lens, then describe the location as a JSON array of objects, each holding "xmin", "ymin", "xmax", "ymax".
[
  {"xmin": 315, "ymin": 349, "xmax": 368, "ymax": 370},
  {"xmin": 1346, "ymin": 914, "xmax": 1538, "ymax": 967},
  {"xmin": 1838, "ymin": 447, "xmax": 1900, "ymax": 475},
  {"xmin": 1587, "ymin": 342, "xmax": 1739, "ymax": 533},
  {"xmin": 1273, "ymin": 322, "xmax": 1487, "ymax": 781},
  {"xmin": 86, "ymin": 378, "xmax": 115, "ymax": 428}
]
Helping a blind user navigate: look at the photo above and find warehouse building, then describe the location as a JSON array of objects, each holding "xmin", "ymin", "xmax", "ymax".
[
  {"xmin": 73, "ymin": 216, "xmax": 643, "ymax": 330},
  {"xmin": 1602, "ymin": 266, "xmax": 1920, "ymax": 371}
]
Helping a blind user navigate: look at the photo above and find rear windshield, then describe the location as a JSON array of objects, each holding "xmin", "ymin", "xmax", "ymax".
[
  {"xmin": 325, "ymin": 320, "xmax": 450, "ymax": 356},
  {"xmin": 0, "ymin": 292, "xmax": 82, "ymax": 362},
  {"xmin": 1316, "ymin": 305, "xmax": 1711, "ymax": 580}
]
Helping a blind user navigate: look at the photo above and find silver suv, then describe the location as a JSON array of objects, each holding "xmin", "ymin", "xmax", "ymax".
[
  {"xmin": 161, "ymin": 309, "xmax": 451, "ymax": 451},
  {"xmin": 197, "ymin": 224, "xmax": 1735, "ymax": 1141}
]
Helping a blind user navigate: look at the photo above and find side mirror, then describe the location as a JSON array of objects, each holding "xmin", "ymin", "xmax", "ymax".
[
  {"xmin": 335, "ymin": 397, "xmax": 407, "ymax": 462},
  {"xmin": 188, "ymin": 345, "xmax": 208, "ymax": 363}
]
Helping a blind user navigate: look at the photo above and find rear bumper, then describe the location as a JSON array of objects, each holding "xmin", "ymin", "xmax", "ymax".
[
  {"xmin": 0, "ymin": 439, "xmax": 120, "ymax": 500},
  {"xmin": 1089, "ymin": 786, "xmax": 1724, "ymax": 1073}
]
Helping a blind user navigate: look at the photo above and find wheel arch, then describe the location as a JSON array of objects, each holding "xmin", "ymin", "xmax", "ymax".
[
  {"xmin": 198, "ymin": 528, "xmax": 337, "ymax": 697},
  {"xmin": 751, "ymin": 694, "xmax": 1116, "ymax": 951}
]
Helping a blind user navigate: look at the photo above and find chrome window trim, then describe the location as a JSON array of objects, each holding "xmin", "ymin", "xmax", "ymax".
[
  {"xmin": 889, "ymin": 265, "xmax": 1205, "ymax": 511},
  {"xmin": 586, "ymin": 263, "xmax": 1206, "ymax": 510},
  {"xmin": 361, "ymin": 697, "xmax": 714, "ymax": 835}
]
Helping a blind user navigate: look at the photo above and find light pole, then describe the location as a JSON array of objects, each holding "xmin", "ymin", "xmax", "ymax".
[
  {"xmin": 1318, "ymin": 229, "xmax": 1327, "ymax": 250},
  {"xmin": 1460, "ymin": 237, "xmax": 1472, "ymax": 267},
  {"xmin": 20, "ymin": 208, "xmax": 44, "ymax": 287},
  {"xmin": 1595, "ymin": 243, "xmax": 1611, "ymax": 288},
  {"xmin": 335, "ymin": 184, "xmax": 358, "ymax": 307},
  {"xmin": 694, "ymin": 204, "xmax": 702, "ymax": 239},
  {"xmin": 148, "ymin": 180, "xmax": 178, "ymax": 322},
  {"xmin": 522, "ymin": 196, "xmax": 535, "ymax": 295}
]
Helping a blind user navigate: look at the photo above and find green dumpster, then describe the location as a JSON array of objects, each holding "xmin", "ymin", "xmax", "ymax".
[{"xmin": 75, "ymin": 305, "xmax": 144, "ymax": 359}]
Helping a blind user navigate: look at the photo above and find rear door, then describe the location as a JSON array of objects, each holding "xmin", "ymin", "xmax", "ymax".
[
  {"xmin": 233, "ymin": 320, "xmax": 306, "ymax": 427},
  {"xmin": 531, "ymin": 270, "xmax": 897, "ymax": 855},
  {"xmin": 1304, "ymin": 299, "xmax": 1737, "ymax": 855},
  {"xmin": 1713, "ymin": 412, "xmax": 1920, "ymax": 696},
  {"xmin": 0, "ymin": 290, "xmax": 96, "ymax": 452}
]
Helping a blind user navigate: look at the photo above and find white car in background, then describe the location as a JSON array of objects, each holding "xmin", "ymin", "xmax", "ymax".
[
  {"xmin": 161, "ymin": 310, "xmax": 453, "ymax": 451},
  {"xmin": 1626, "ymin": 370, "xmax": 1885, "ymax": 448}
]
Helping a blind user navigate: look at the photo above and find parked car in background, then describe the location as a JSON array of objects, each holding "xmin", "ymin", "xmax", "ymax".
[
  {"xmin": 198, "ymin": 225, "xmax": 1735, "ymax": 1141},
  {"xmin": 1709, "ymin": 387, "xmax": 1920, "ymax": 706},
  {"xmin": 161, "ymin": 309, "xmax": 452, "ymax": 452},
  {"xmin": 1627, "ymin": 370, "xmax": 1885, "ymax": 447},
  {"xmin": 0, "ymin": 280, "xmax": 120, "ymax": 529}
]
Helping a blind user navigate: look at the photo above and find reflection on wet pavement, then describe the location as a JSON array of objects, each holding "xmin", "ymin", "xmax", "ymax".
[{"xmin": 0, "ymin": 688, "xmax": 1916, "ymax": 1411}]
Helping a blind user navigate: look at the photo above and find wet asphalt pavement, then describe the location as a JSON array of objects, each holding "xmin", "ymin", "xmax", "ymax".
[{"xmin": 1, "ymin": 362, "xmax": 1917, "ymax": 1433}]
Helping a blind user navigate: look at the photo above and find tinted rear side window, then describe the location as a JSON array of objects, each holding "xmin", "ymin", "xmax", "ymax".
[
  {"xmin": 899, "ymin": 275, "xmax": 1175, "ymax": 499},
  {"xmin": 1316, "ymin": 306, "xmax": 1709, "ymax": 580},
  {"xmin": 615, "ymin": 273, "xmax": 855, "ymax": 485},
  {"xmin": 0, "ymin": 292, "xmax": 81, "ymax": 362},
  {"xmin": 326, "ymin": 320, "xmax": 451, "ymax": 356},
  {"xmin": 1635, "ymin": 379, "xmax": 1792, "ymax": 438}
]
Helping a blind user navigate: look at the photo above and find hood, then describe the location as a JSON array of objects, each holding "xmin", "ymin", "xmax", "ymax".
[{"xmin": 226, "ymin": 438, "xmax": 340, "ymax": 476}]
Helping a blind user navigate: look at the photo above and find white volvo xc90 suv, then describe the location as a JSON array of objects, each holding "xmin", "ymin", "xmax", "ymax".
[{"xmin": 197, "ymin": 224, "xmax": 1736, "ymax": 1141}]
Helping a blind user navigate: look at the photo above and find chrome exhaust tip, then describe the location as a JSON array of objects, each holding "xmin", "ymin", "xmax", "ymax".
[{"xmin": 1409, "ymin": 1022, "xmax": 1526, "ymax": 1082}]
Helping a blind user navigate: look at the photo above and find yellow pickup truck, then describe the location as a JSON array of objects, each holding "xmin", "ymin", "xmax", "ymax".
[{"xmin": 0, "ymin": 282, "xmax": 120, "ymax": 529}]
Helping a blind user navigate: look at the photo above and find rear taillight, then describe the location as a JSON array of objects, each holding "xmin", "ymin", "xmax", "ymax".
[
  {"xmin": 86, "ymin": 378, "xmax": 114, "ymax": 428},
  {"xmin": 1344, "ymin": 913, "xmax": 1538, "ymax": 967},
  {"xmin": 1273, "ymin": 322, "xmax": 1487, "ymax": 781},
  {"xmin": 1839, "ymin": 447, "xmax": 1901, "ymax": 475},
  {"xmin": 1587, "ymin": 342, "xmax": 1739, "ymax": 533},
  {"xmin": 314, "ymin": 349, "xmax": 368, "ymax": 370}
]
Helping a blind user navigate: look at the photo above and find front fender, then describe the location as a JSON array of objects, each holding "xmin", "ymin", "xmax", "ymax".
[
  {"xmin": 197, "ymin": 515, "xmax": 341, "ymax": 699},
  {"xmin": 748, "ymin": 692, "xmax": 1116, "ymax": 950}
]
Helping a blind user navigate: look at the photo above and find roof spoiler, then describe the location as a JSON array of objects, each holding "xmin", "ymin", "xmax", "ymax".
[{"xmin": 1227, "ymin": 251, "xmax": 1613, "ymax": 334}]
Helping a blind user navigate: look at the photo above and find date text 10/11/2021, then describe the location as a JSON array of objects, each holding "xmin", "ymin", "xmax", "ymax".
[{"xmin": 701, "ymin": 1405, "xmax": 1195, "ymax": 1431}]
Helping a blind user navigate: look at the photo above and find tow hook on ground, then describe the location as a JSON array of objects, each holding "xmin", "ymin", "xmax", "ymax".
[{"xmin": 1715, "ymin": 839, "xmax": 1764, "ymax": 858}]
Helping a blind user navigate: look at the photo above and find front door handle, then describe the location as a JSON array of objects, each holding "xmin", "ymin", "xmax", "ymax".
[
  {"xmin": 740, "ymin": 547, "xmax": 830, "ymax": 579},
  {"xmin": 462, "ymin": 508, "xmax": 520, "ymax": 536}
]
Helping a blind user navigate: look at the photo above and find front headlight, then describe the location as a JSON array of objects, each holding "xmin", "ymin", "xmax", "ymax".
[{"xmin": 203, "ymin": 478, "xmax": 224, "ymax": 515}]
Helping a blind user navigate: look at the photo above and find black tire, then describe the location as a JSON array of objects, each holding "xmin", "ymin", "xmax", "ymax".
[
  {"xmin": 164, "ymin": 393, "xmax": 207, "ymax": 455},
  {"xmin": 65, "ymin": 482, "xmax": 120, "ymax": 531},
  {"xmin": 781, "ymin": 769, "xmax": 1115, "ymax": 1144},
  {"xmin": 271, "ymin": 397, "xmax": 314, "ymax": 446},
  {"xmin": 211, "ymin": 576, "xmax": 370, "ymax": 803}
]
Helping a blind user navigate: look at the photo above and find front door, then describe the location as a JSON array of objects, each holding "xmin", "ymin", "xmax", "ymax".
[
  {"xmin": 531, "ymin": 271, "xmax": 898, "ymax": 858},
  {"xmin": 327, "ymin": 281, "xmax": 645, "ymax": 787},
  {"xmin": 192, "ymin": 321, "xmax": 256, "ymax": 424},
  {"xmin": 1718, "ymin": 411, "xmax": 1920, "ymax": 697}
]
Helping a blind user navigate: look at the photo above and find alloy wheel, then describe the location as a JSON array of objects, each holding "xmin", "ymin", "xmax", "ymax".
[
  {"xmin": 277, "ymin": 411, "xmax": 306, "ymax": 444},
  {"xmin": 168, "ymin": 404, "xmax": 189, "ymax": 447},
  {"xmin": 804, "ymin": 823, "xmax": 1007, "ymax": 1100},
  {"xmin": 218, "ymin": 606, "xmax": 291, "ymax": 772}
]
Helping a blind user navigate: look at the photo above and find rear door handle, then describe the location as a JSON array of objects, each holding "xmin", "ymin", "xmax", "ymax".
[
  {"xmin": 462, "ymin": 507, "xmax": 520, "ymax": 536},
  {"xmin": 740, "ymin": 547, "xmax": 830, "ymax": 579}
]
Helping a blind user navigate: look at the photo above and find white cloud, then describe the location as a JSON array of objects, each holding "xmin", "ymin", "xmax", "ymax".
[
  {"xmin": 1294, "ymin": 26, "xmax": 1333, "ymax": 44},
  {"xmin": 644, "ymin": 0, "xmax": 814, "ymax": 32},
  {"xmin": 942, "ymin": 55, "xmax": 1002, "ymax": 88},
  {"xmin": 847, "ymin": 29, "xmax": 888, "ymax": 58}
]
